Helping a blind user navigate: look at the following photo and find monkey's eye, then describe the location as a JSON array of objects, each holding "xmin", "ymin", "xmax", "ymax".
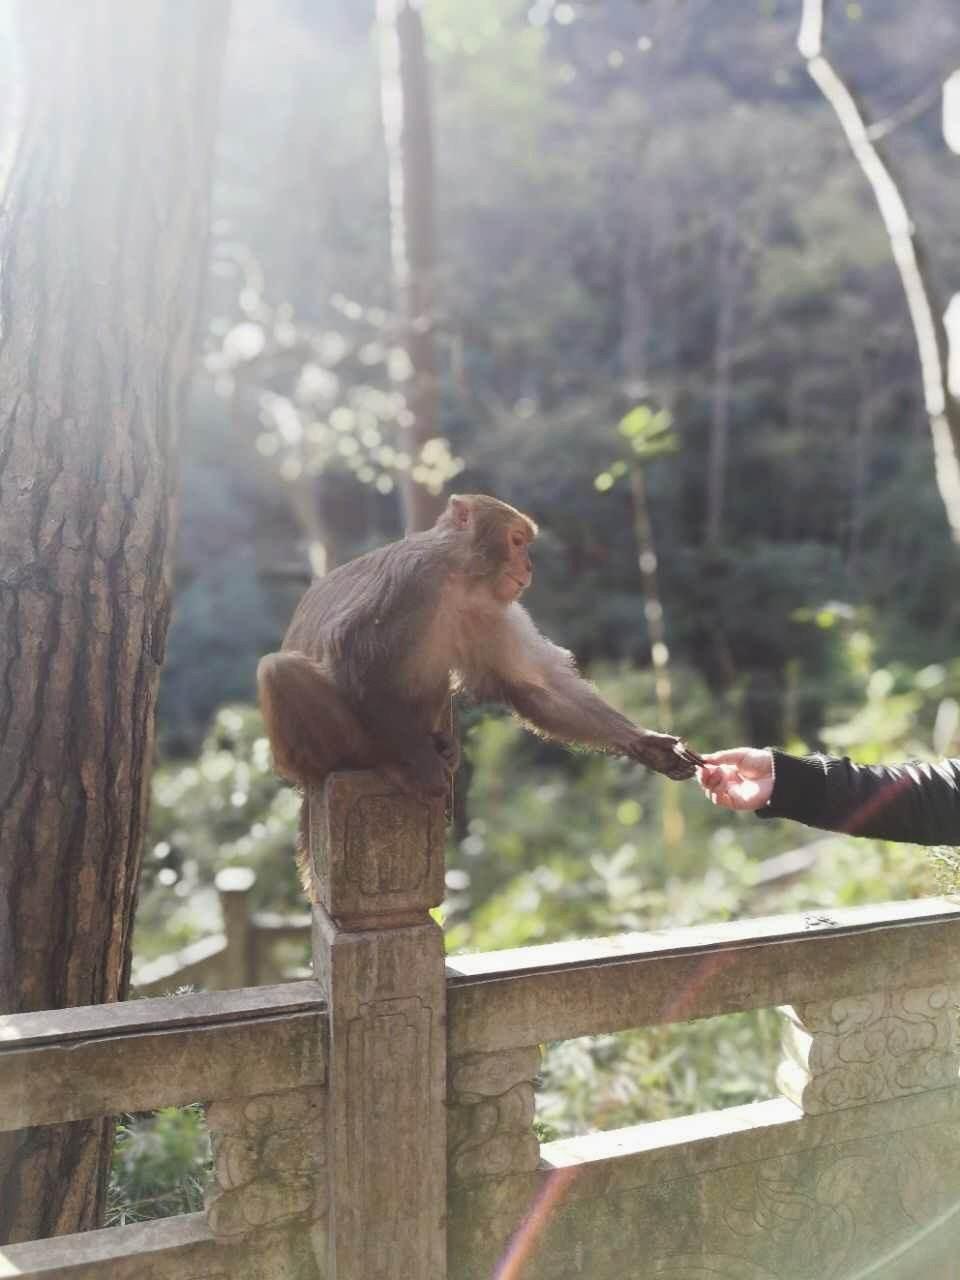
[{"xmin": 509, "ymin": 530, "xmax": 526, "ymax": 549}]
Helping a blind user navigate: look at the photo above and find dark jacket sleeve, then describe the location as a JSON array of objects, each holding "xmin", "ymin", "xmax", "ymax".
[{"xmin": 757, "ymin": 750, "xmax": 960, "ymax": 844}]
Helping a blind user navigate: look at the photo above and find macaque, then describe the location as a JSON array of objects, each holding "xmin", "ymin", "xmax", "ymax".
[{"xmin": 258, "ymin": 494, "xmax": 699, "ymax": 856}]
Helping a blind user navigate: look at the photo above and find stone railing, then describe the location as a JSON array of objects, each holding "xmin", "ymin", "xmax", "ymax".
[
  {"xmin": 132, "ymin": 867, "xmax": 311, "ymax": 995},
  {"xmin": 0, "ymin": 982, "xmax": 327, "ymax": 1277},
  {"xmin": 2, "ymin": 771, "xmax": 959, "ymax": 1279},
  {"xmin": 446, "ymin": 896, "xmax": 960, "ymax": 1279}
]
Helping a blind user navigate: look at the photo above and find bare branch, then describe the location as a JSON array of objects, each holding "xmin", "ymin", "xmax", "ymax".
[
  {"xmin": 867, "ymin": 80, "xmax": 944, "ymax": 142},
  {"xmin": 798, "ymin": 0, "xmax": 960, "ymax": 545}
]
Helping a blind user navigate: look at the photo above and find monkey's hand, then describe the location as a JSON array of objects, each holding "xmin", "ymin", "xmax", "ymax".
[{"xmin": 620, "ymin": 730, "xmax": 699, "ymax": 781}]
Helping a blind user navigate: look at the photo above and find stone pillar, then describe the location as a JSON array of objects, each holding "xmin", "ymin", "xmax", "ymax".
[
  {"xmin": 777, "ymin": 982, "xmax": 960, "ymax": 1114},
  {"xmin": 309, "ymin": 772, "xmax": 448, "ymax": 1280},
  {"xmin": 215, "ymin": 866, "xmax": 257, "ymax": 989}
]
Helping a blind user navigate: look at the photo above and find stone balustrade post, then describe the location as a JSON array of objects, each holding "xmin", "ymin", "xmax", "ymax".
[
  {"xmin": 777, "ymin": 981, "xmax": 960, "ymax": 1114},
  {"xmin": 215, "ymin": 866, "xmax": 257, "ymax": 989},
  {"xmin": 308, "ymin": 771, "xmax": 448, "ymax": 1279}
]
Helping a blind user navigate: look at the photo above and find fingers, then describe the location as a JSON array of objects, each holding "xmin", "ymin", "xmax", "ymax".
[
  {"xmin": 699, "ymin": 748, "xmax": 752, "ymax": 766},
  {"xmin": 696, "ymin": 756, "xmax": 772, "ymax": 811},
  {"xmin": 701, "ymin": 773, "xmax": 761, "ymax": 811},
  {"xmin": 700, "ymin": 747, "xmax": 772, "ymax": 779}
]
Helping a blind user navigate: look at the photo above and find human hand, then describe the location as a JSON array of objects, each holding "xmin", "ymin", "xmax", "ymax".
[{"xmin": 697, "ymin": 748, "xmax": 774, "ymax": 812}]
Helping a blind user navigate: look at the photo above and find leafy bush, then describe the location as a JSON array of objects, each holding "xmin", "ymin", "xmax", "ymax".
[{"xmin": 109, "ymin": 1106, "xmax": 210, "ymax": 1226}]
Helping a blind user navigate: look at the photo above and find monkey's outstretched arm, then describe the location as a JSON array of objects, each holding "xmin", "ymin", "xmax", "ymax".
[
  {"xmin": 503, "ymin": 679, "xmax": 695, "ymax": 780},
  {"xmin": 472, "ymin": 606, "xmax": 697, "ymax": 781}
]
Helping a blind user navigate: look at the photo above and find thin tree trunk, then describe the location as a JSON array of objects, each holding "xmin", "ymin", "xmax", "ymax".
[
  {"xmin": 705, "ymin": 221, "xmax": 745, "ymax": 548},
  {"xmin": 378, "ymin": 0, "xmax": 445, "ymax": 532},
  {"xmin": 629, "ymin": 467, "xmax": 683, "ymax": 846},
  {"xmin": 0, "ymin": 0, "xmax": 229, "ymax": 1242},
  {"xmin": 799, "ymin": 0, "xmax": 960, "ymax": 545},
  {"xmin": 848, "ymin": 353, "xmax": 878, "ymax": 582},
  {"xmin": 629, "ymin": 468, "xmax": 673, "ymax": 731}
]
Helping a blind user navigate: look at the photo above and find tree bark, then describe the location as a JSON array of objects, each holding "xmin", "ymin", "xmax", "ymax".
[
  {"xmin": 378, "ymin": 0, "xmax": 446, "ymax": 532},
  {"xmin": 0, "ymin": 0, "xmax": 230, "ymax": 1242},
  {"xmin": 799, "ymin": 0, "xmax": 960, "ymax": 546}
]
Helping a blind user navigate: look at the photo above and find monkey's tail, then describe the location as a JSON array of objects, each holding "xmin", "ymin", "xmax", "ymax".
[{"xmin": 256, "ymin": 651, "xmax": 372, "ymax": 785}]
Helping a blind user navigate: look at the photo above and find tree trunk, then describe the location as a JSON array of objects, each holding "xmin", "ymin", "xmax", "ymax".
[
  {"xmin": 704, "ymin": 219, "xmax": 745, "ymax": 548},
  {"xmin": 628, "ymin": 467, "xmax": 683, "ymax": 847},
  {"xmin": 799, "ymin": 0, "xmax": 960, "ymax": 546},
  {"xmin": 378, "ymin": 0, "xmax": 445, "ymax": 533},
  {"xmin": 847, "ymin": 351, "xmax": 879, "ymax": 582},
  {"xmin": 0, "ymin": 0, "xmax": 230, "ymax": 1242}
]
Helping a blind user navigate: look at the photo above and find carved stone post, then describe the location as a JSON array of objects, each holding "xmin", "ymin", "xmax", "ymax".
[
  {"xmin": 777, "ymin": 983, "xmax": 960, "ymax": 1114},
  {"xmin": 309, "ymin": 772, "xmax": 448, "ymax": 1280}
]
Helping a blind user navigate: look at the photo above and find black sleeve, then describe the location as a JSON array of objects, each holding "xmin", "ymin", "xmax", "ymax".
[{"xmin": 757, "ymin": 749, "xmax": 960, "ymax": 844}]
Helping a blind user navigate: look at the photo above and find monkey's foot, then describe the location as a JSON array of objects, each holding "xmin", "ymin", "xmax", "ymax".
[
  {"xmin": 431, "ymin": 730, "xmax": 461, "ymax": 774},
  {"xmin": 379, "ymin": 762, "xmax": 449, "ymax": 801},
  {"xmin": 380, "ymin": 735, "xmax": 453, "ymax": 801}
]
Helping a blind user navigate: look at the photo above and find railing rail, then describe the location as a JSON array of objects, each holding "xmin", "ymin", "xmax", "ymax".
[
  {"xmin": 447, "ymin": 895, "xmax": 960, "ymax": 1052},
  {"xmin": 0, "ymin": 982, "xmax": 327, "ymax": 1133}
]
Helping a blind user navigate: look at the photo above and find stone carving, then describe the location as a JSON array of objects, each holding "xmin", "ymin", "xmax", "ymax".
[
  {"xmin": 346, "ymin": 794, "xmax": 433, "ymax": 894},
  {"xmin": 307, "ymin": 774, "xmax": 446, "ymax": 920},
  {"xmin": 342, "ymin": 996, "xmax": 436, "ymax": 1239},
  {"xmin": 448, "ymin": 1046, "xmax": 541, "ymax": 1183},
  {"xmin": 777, "ymin": 984, "xmax": 960, "ymax": 1113},
  {"xmin": 205, "ymin": 1087, "xmax": 326, "ymax": 1241},
  {"xmin": 446, "ymin": 1114, "xmax": 960, "ymax": 1280},
  {"xmin": 721, "ymin": 1156, "xmax": 856, "ymax": 1276},
  {"xmin": 709, "ymin": 1124, "xmax": 960, "ymax": 1280},
  {"xmin": 648, "ymin": 1259, "xmax": 779, "ymax": 1279}
]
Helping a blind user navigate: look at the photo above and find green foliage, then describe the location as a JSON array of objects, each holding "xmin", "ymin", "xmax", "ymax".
[
  {"xmin": 538, "ymin": 1011, "xmax": 782, "ymax": 1138},
  {"xmin": 136, "ymin": 705, "xmax": 299, "ymax": 961},
  {"xmin": 596, "ymin": 404, "xmax": 677, "ymax": 492},
  {"xmin": 108, "ymin": 1106, "xmax": 210, "ymax": 1226}
]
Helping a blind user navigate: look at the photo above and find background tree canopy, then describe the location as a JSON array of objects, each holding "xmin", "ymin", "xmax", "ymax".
[{"xmin": 163, "ymin": 0, "xmax": 960, "ymax": 754}]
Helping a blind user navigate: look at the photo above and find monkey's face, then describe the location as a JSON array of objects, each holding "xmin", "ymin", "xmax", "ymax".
[{"xmin": 490, "ymin": 521, "xmax": 534, "ymax": 604}]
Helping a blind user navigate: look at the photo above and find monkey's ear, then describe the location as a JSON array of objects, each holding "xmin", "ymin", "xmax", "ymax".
[{"xmin": 448, "ymin": 495, "xmax": 472, "ymax": 530}]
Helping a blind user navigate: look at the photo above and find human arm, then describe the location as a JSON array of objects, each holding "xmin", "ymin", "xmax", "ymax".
[{"xmin": 698, "ymin": 747, "xmax": 960, "ymax": 844}]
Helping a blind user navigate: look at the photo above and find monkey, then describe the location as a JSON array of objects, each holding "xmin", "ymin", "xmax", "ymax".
[{"xmin": 258, "ymin": 494, "xmax": 700, "ymax": 877}]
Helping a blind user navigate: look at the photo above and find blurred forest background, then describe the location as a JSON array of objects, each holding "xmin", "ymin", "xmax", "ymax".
[{"xmin": 112, "ymin": 0, "xmax": 960, "ymax": 1213}]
